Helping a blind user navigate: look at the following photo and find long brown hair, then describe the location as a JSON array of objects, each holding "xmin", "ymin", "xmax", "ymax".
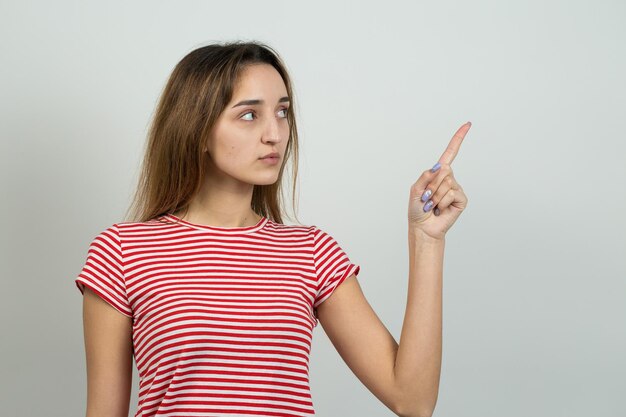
[{"xmin": 124, "ymin": 40, "xmax": 300, "ymax": 225}]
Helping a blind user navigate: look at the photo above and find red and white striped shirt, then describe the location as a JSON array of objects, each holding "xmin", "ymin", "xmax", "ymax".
[{"xmin": 75, "ymin": 213, "xmax": 360, "ymax": 417}]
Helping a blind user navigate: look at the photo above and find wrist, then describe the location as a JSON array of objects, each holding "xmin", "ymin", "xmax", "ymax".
[{"xmin": 408, "ymin": 229, "xmax": 445, "ymax": 246}]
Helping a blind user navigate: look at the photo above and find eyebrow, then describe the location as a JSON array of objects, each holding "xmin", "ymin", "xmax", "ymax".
[{"xmin": 232, "ymin": 96, "xmax": 290, "ymax": 108}]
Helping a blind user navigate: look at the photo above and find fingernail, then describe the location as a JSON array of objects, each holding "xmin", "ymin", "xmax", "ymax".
[
  {"xmin": 423, "ymin": 200, "xmax": 434, "ymax": 212},
  {"xmin": 431, "ymin": 162, "xmax": 441, "ymax": 173},
  {"xmin": 434, "ymin": 207, "xmax": 440, "ymax": 216},
  {"xmin": 421, "ymin": 189, "xmax": 432, "ymax": 202}
]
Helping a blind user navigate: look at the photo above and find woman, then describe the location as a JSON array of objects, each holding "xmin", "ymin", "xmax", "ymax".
[{"xmin": 75, "ymin": 40, "xmax": 471, "ymax": 417}]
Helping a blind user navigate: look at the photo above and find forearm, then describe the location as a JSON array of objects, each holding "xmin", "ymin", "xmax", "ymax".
[{"xmin": 394, "ymin": 231, "xmax": 444, "ymax": 417}]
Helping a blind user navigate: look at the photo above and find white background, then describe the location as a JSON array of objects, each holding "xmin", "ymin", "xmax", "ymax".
[{"xmin": 1, "ymin": 1, "xmax": 625, "ymax": 416}]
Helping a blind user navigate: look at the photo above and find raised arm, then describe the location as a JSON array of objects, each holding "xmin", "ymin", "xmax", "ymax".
[
  {"xmin": 317, "ymin": 122, "xmax": 471, "ymax": 417},
  {"xmin": 81, "ymin": 287, "xmax": 133, "ymax": 417},
  {"xmin": 316, "ymin": 236, "xmax": 444, "ymax": 417}
]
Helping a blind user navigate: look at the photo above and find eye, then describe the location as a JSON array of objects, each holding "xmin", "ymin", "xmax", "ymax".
[
  {"xmin": 241, "ymin": 111, "xmax": 255, "ymax": 121},
  {"xmin": 240, "ymin": 108, "xmax": 289, "ymax": 122}
]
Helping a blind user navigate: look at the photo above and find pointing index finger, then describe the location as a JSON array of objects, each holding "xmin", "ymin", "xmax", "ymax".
[{"xmin": 438, "ymin": 121, "xmax": 472, "ymax": 165}]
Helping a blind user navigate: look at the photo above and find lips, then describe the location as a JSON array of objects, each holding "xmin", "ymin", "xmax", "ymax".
[{"xmin": 261, "ymin": 152, "xmax": 280, "ymax": 159}]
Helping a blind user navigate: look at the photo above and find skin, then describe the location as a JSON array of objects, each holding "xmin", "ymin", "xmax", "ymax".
[
  {"xmin": 82, "ymin": 288, "xmax": 133, "ymax": 417},
  {"xmin": 81, "ymin": 61, "xmax": 471, "ymax": 417},
  {"xmin": 407, "ymin": 122, "xmax": 471, "ymax": 240},
  {"xmin": 172, "ymin": 63, "xmax": 291, "ymax": 227},
  {"xmin": 81, "ymin": 63, "xmax": 291, "ymax": 417},
  {"xmin": 316, "ymin": 122, "xmax": 470, "ymax": 417}
]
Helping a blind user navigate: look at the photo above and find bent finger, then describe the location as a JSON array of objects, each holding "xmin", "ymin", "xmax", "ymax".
[{"xmin": 411, "ymin": 164, "xmax": 444, "ymax": 200}]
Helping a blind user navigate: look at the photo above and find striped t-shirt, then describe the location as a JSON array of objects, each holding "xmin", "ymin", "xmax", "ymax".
[{"xmin": 75, "ymin": 213, "xmax": 360, "ymax": 417}]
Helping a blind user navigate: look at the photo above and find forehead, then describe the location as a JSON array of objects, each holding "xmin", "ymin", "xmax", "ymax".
[{"xmin": 232, "ymin": 64, "xmax": 287, "ymax": 98}]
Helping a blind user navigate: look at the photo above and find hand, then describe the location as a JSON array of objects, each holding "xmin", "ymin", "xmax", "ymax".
[{"xmin": 408, "ymin": 122, "xmax": 471, "ymax": 241}]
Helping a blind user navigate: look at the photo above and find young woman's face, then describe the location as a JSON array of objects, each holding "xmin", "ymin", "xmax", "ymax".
[{"xmin": 205, "ymin": 63, "xmax": 290, "ymax": 187}]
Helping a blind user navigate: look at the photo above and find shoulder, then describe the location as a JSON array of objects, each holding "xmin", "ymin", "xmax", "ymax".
[
  {"xmin": 88, "ymin": 215, "xmax": 173, "ymax": 248},
  {"xmin": 112, "ymin": 215, "xmax": 182, "ymax": 237},
  {"xmin": 115, "ymin": 215, "xmax": 172, "ymax": 230},
  {"xmin": 263, "ymin": 218, "xmax": 318, "ymax": 236},
  {"xmin": 88, "ymin": 223, "xmax": 121, "ymax": 247}
]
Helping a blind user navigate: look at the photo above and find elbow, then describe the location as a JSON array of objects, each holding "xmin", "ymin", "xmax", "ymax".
[
  {"xmin": 394, "ymin": 394, "xmax": 437, "ymax": 417},
  {"xmin": 393, "ymin": 374, "xmax": 439, "ymax": 417},
  {"xmin": 395, "ymin": 407, "xmax": 435, "ymax": 417}
]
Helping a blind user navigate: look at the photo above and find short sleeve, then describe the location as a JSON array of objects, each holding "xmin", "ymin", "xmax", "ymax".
[
  {"xmin": 74, "ymin": 224, "xmax": 132, "ymax": 318},
  {"xmin": 312, "ymin": 226, "xmax": 360, "ymax": 317}
]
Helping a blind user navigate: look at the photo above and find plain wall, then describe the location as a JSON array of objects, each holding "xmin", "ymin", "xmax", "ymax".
[{"xmin": 1, "ymin": 0, "xmax": 624, "ymax": 416}]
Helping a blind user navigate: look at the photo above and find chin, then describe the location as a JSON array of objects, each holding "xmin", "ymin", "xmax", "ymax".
[
  {"xmin": 256, "ymin": 178, "xmax": 279, "ymax": 186},
  {"xmin": 251, "ymin": 173, "xmax": 280, "ymax": 185}
]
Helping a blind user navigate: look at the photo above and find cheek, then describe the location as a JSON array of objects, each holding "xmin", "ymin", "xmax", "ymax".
[
  {"xmin": 215, "ymin": 139, "xmax": 251, "ymax": 167},
  {"xmin": 212, "ymin": 130, "xmax": 244, "ymax": 161},
  {"xmin": 224, "ymin": 145, "xmax": 237, "ymax": 159},
  {"xmin": 218, "ymin": 147, "xmax": 241, "ymax": 168}
]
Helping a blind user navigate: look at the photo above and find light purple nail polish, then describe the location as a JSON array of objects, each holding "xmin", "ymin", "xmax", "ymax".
[
  {"xmin": 421, "ymin": 189, "xmax": 432, "ymax": 202},
  {"xmin": 431, "ymin": 162, "xmax": 441, "ymax": 173},
  {"xmin": 423, "ymin": 200, "xmax": 434, "ymax": 212}
]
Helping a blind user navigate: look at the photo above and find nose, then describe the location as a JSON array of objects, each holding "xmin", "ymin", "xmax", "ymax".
[{"xmin": 261, "ymin": 114, "xmax": 283, "ymax": 144}]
